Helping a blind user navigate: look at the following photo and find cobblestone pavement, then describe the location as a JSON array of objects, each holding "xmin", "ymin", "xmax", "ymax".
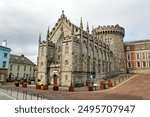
[{"xmin": 1, "ymin": 74, "xmax": 150, "ymax": 100}]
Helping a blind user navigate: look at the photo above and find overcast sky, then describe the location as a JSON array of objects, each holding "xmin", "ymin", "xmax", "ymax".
[{"xmin": 0, "ymin": 0, "xmax": 150, "ymax": 64}]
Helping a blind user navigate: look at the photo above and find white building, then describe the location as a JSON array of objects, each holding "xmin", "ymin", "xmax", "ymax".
[{"xmin": 7, "ymin": 54, "xmax": 35, "ymax": 81}]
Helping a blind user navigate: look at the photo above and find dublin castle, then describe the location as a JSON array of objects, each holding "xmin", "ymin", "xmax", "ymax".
[{"xmin": 37, "ymin": 11, "xmax": 127, "ymax": 86}]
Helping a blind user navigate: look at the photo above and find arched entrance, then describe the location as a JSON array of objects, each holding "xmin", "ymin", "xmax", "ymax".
[{"xmin": 53, "ymin": 73, "xmax": 58, "ymax": 85}]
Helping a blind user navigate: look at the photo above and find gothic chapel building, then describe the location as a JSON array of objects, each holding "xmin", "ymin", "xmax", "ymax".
[{"xmin": 37, "ymin": 11, "xmax": 126, "ymax": 86}]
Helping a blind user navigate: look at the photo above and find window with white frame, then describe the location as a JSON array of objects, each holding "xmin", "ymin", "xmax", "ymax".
[
  {"xmin": 136, "ymin": 46, "xmax": 139, "ymax": 50},
  {"xmin": 136, "ymin": 53, "xmax": 140, "ymax": 60},
  {"xmin": 142, "ymin": 52, "xmax": 146, "ymax": 59},
  {"xmin": 137, "ymin": 61, "xmax": 140, "ymax": 68},
  {"xmin": 141, "ymin": 45, "xmax": 145, "ymax": 49},
  {"xmin": 149, "ymin": 61, "xmax": 150, "ymax": 67},
  {"xmin": 128, "ymin": 62, "xmax": 131, "ymax": 68},
  {"xmin": 127, "ymin": 53, "xmax": 131, "ymax": 60},
  {"xmin": 148, "ymin": 52, "xmax": 150, "ymax": 59},
  {"xmin": 142, "ymin": 61, "xmax": 146, "ymax": 67},
  {"xmin": 4, "ymin": 53, "xmax": 8, "ymax": 58},
  {"xmin": 126, "ymin": 46, "xmax": 130, "ymax": 50}
]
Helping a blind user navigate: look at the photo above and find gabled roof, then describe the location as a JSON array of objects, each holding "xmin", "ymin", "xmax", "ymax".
[
  {"xmin": 10, "ymin": 54, "xmax": 35, "ymax": 65},
  {"xmin": 47, "ymin": 11, "xmax": 86, "ymax": 41}
]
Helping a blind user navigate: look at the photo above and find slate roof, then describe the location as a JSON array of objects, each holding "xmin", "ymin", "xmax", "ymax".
[
  {"xmin": 0, "ymin": 45, "xmax": 11, "ymax": 51},
  {"xmin": 125, "ymin": 39, "xmax": 150, "ymax": 44},
  {"xmin": 10, "ymin": 54, "xmax": 35, "ymax": 65}
]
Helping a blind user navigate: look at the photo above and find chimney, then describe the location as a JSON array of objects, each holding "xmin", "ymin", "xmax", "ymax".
[{"xmin": 2, "ymin": 40, "xmax": 7, "ymax": 47}]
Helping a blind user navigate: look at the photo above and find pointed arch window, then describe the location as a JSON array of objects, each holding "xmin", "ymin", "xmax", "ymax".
[
  {"xmin": 58, "ymin": 45, "xmax": 61, "ymax": 53},
  {"xmin": 65, "ymin": 60, "xmax": 69, "ymax": 65},
  {"xmin": 65, "ymin": 43, "xmax": 69, "ymax": 54}
]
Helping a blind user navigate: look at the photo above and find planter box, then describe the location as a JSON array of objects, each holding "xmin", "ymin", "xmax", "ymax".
[
  {"xmin": 15, "ymin": 83, "xmax": 19, "ymax": 87},
  {"xmin": 108, "ymin": 83, "xmax": 112, "ymax": 87},
  {"xmin": 69, "ymin": 87, "xmax": 74, "ymax": 92},
  {"xmin": 53, "ymin": 86, "xmax": 59, "ymax": 91},
  {"xmin": 42, "ymin": 85, "xmax": 48, "ymax": 90},
  {"xmin": 88, "ymin": 86, "xmax": 93, "ymax": 91},
  {"xmin": 36, "ymin": 85, "xmax": 41, "ymax": 89},
  {"xmin": 22, "ymin": 83, "xmax": 27, "ymax": 88},
  {"xmin": 28, "ymin": 80, "xmax": 31, "ymax": 84},
  {"xmin": 100, "ymin": 82, "xmax": 106, "ymax": 90}
]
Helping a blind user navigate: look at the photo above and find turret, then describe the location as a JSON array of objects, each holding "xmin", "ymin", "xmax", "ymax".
[
  {"xmin": 61, "ymin": 10, "xmax": 65, "ymax": 19},
  {"xmin": 86, "ymin": 22, "xmax": 89, "ymax": 33},
  {"xmin": 80, "ymin": 17, "xmax": 83, "ymax": 30},
  {"xmin": 93, "ymin": 24, "xmax": 125, "ymax": 37},
  {"xmin": 46, "ymin": 26, "xmax": 49, "ymax": 40},
  {"xmin": 39, "ymin": 33, "xmax": 41, "ymax": 43}
]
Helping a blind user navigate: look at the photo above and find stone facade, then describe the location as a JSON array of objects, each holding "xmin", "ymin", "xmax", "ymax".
[
  {"xmin": 37, "ymin": 11, "xmax": 126, "ymax": 86},
  {"xmin": 93, "ymin": 25, "xmax": 126, "ymax": 73}
]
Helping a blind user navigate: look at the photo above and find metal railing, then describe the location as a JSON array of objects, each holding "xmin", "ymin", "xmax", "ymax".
[{"xmin": 0, "ymin": 86, "xmax": 50, "ymax": 100}]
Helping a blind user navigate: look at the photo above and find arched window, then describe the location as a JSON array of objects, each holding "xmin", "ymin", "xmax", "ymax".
[
  {"xmin": 65, "ymin": 43, "xmax": 69, "ymax": 54},
  {"xmin": 58, "ymin": 45, "xmax": 61, "ymax": 52},
  {"xmin": 65, "ymin": 60, "xmax": 69, "ymax": 65}
]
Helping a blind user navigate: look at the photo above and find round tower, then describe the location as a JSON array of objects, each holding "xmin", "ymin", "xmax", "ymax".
[{"xmin": 93, "ymin": 24, "xmax": 126, "ymax": 73}]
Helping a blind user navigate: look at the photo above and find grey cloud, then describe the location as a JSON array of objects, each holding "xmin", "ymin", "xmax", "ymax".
[{"xmin": 0, "ymin": 0, "xmax": 150, "ymax": 63}]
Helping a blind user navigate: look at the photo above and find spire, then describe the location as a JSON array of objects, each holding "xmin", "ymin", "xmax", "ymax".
[
  {"xmin": 39, "ymin": 33, "xmax": 41, "ymax": 43},
  {"xmin": 61, "ymin": 10, "xmax": 65, "ymax": 19},
  {"xmin": 86, "ymin": 22, "xmax": 89, "ymax": 33},
  {"xmin": 80, "ymin": 17, "xmax": 83, "ymax": 30},
  {"xmin": 46, "ymin": 26, "xmax": 49, "ymax": 39},
  {"xmin": 71, "ymin": 25, "xmax": 74, "ymax": 35},
  {"xmin": 92, "ymin": 26, "xmax": 94, "ymax": 34}
]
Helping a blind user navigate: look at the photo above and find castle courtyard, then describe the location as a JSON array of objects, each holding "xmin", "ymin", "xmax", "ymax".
[{"xmin": 1, "ymin": 74, "xmax": 150, "ymax": 100}]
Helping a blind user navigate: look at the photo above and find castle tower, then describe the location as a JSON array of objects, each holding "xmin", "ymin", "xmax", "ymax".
[{"xmin": 92, "ymin": 24, "xmax": 126, "ymax": 73}]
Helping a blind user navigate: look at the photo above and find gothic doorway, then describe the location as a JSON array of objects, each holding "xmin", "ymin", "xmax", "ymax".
[{"xmin": 53, "ymin": 74, "xmax": 58, "ymax": 85}]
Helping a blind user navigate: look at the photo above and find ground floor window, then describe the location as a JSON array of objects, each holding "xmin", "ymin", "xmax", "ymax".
[
  {"xmin": 142, "ymin": 61, "xmax": 146, "ymax": 67},
  {"xmin": 137, "ymin": 61, "xmax": 140, "ymax": 68},
  {"xmin": 128, "ymin": 62, "xmax": 131, "ymax": 68}
]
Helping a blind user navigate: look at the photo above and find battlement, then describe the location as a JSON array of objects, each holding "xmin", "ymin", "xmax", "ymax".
[{"xmin": 94, "ymin": 24, "xmax": 125, "ymax": 37}]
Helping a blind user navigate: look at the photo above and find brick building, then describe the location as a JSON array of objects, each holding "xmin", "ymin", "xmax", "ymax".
[{"xmin": 125, "ymin": 39, "xmax": 150, "ymax": 74}]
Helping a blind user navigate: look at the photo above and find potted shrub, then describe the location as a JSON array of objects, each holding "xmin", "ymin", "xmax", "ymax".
[
  {"xmin": 35, "ymin": 79, "xmax": 42, "ymax": 89},
  {"xmin": 22, "ymin": 82, "xmax": 27, "ymax": 88},
  {"xmin": 69, "ymin": 81, "xmax": 74, "ymax": 92},
  {"xmin": 88, "ymin": 83, "xmax": 93, "ymax": 91},
  {"xmin": 53, "ymin": 85, "xmax": 59, "ymax": 91},
  {"xmin": 36, "ymin": 84, "xmax": 41, "ymax": 89},
  {"xmin": 28, "ymin": 79, "xmax": 31, "ymax": 84},
  {"xmin": 100, "ymin": 81, "xmax": 106, "ymax": 90},
  {"xmin": 42, "ymin": 83, "xmax": 48, "ymax": 90},
  {"xmin": 108, "ymin": 79, "xmax": 113, "ymax": 88},
  {"xmin": 14, "ymin": 79, "xmax": 19, "ymax": 87}
]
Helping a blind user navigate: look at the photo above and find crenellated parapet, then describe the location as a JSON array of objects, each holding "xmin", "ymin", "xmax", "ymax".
[{"xmin": 93, "ymin": 24, "xmax": 125, "ymax": 37}]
